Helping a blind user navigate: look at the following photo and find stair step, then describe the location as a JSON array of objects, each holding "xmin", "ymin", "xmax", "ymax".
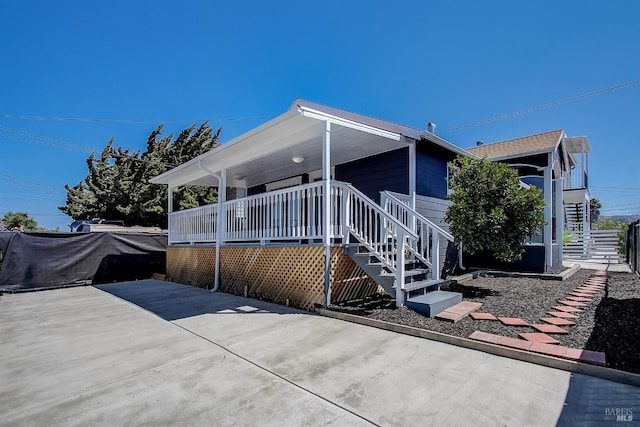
[
  {"xmin": 403, "ymin": 279, "xmax": 441, "ymax": 293},
  {"xmin": 406, "ymin": 290, "xmax": 462, "ymax": 318}
]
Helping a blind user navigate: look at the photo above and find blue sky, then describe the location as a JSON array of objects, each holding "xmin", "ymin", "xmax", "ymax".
[{"xmin": 1, "ymin": 1, "xmax": 639, "ymax": 230}]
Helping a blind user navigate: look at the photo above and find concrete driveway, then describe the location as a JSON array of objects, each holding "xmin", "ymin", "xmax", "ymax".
[{"xmin": 1, "ymin": 280, "xmax": 638, "ymax": 426}]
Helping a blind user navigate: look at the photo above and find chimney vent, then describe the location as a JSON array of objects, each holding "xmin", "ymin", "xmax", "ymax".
[
  {"xmin": 476, "ymin": 140, "xmax": 484, "ymax": 146},
  {"xmin": 426, "ymin": 122, "xmax": 436, "ymax": 134}
]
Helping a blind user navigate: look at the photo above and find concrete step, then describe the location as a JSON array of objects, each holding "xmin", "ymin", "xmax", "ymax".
[{"xmin": 405, "ymin": 290, "xmax": 462, "ymax": 318}]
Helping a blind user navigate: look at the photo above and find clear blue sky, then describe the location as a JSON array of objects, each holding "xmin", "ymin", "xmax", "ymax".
[{"xmin": 1, "ymin": 1, "xmax": 639, "ymax": 230}]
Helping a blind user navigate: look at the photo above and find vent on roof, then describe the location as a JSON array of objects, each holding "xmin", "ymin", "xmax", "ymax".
[
  {"xmin": 476, "ymin": 140, "xmax": 484, "ymax": 146},
  {"xmin": 426, "ymin": 122, "xmax": 436, "ymax": 134}
]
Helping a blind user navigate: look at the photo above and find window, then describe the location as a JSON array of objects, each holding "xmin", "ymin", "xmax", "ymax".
[{"xmin": 308, "ymin": 168, "xmax": 335, "ymax": 183}]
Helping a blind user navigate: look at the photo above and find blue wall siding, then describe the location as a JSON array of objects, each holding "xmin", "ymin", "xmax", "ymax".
[
  {"xmin": 335, "ymin": 148, "xmax": 409, "ymax": 203},
  {"xmin": 416, "ymin": 143, "xmax": 456, "ymax": 199}
]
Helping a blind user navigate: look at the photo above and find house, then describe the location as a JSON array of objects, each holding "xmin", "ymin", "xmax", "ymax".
[
  {"xmin": 150, "ymin": 99, "xmax": 469, "ymax": 314},
  {"xmin": 467, "ymin": 129, "xmax": 591, "ymax": 272}
]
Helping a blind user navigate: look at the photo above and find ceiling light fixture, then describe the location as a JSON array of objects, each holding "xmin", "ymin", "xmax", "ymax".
[{"xmin": 292, "ymin": 156, "xmax": 304, "ymax": 164}]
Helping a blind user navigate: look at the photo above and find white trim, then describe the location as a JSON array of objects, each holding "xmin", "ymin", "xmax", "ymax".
[
  {"xmin": 265, "ymin": 176, "xmax": 303, "ymax": 192},
  {"xmin": 446, "ymin": 163, "xmax": 453, "ymax": 196},
  {"xmin": 297, "ymin": 105, "xmax": 402, "ymax": 141}
]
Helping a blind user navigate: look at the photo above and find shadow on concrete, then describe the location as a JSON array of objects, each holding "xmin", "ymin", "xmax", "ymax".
[
  {"xmin": 94, "ymin": 280, "xmax": 307, "ymax": 321},
  {"xmin": 556, "ymin": 373, "xmax": 639, "ymax": 426}
]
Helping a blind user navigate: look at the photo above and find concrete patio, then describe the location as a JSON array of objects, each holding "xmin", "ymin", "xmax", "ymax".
[{"xmin": 1, "ymin": 280, "xmax": 638, "ymax": 426}]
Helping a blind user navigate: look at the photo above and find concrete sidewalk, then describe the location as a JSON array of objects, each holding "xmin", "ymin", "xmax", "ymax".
[{"xmin": 1, "ymin": 280, "xmax": 638, "ymax": 426}]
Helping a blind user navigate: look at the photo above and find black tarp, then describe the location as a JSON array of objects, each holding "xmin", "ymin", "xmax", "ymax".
[{"xmin": 0, "ymin": 232, "xmax": 167, "ymax": 290}]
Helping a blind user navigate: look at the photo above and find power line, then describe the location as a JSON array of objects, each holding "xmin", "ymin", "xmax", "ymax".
[
  {"xmin": 0, "ymin": 113, "xmax": 273, "ymax": 124},
  {"xmin": 0, "ymin": 125, "xmax": 99, "ymax": 153},
  {"xmin": 1, "ymin": 125, "xmax": 186, "ymax": 168},
  {"xmin": 0, "ymin": 173, "xmax": 66, "ymax": 196},
  {"xmin": 441, "ymin": 79, "xmax": 640, "ymax": 133}
]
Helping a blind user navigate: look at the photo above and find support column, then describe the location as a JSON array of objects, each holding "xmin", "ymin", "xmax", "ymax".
[
  {"xmin": 408, "ymin": 142, "xmax": 417, "ymax": 210},
  {"xmin": 167, "ymin": 186, "xmax": 174, "ymax": 245},
  {"xmin": 555, "ymin": 175, "xmax": 564, "ymax": 268},
  {"xmin": 168, "ymin": 185, "xmax": 174, "ymax": 214},
  {"xmin": 322, "ymin": 120, "xmax": 332, "ymax": 308},
  {"xmin": 543, "ymin": 159, "xmax": 553, "ymax": 272},
  {"xmin": 214, "ymin": 169, "xmax": 227, "ymax": 292}
]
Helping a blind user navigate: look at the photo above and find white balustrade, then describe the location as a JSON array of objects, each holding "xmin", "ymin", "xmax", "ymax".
[
  {"xmin": 381, "ymin": 191, "xmax": 454, "ymax": 280},
  {"xmin": 223, "ymin": 181, "xmax": 329, "ymax": 242},
  {"xmin": 168, "ymin": 203, "xmax": 218, "ymax": 244}
]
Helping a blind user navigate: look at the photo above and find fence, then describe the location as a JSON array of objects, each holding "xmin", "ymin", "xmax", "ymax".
[
  {"xmin": 627, "ymin": 221, "xmax": 640, "ymax": 276},
  {"xmin": 563, "ymin": 229, "xmax": 622, "ymax": 263}
]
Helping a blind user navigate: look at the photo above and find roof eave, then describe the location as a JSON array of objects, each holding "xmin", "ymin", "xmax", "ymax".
[
  {"xmin": 421, "ymin": 132, "xmax": 474, "ymax": 157},
  {"xmin": 480, "ymin": 146, "xmax": 556, "ymax": 162}
]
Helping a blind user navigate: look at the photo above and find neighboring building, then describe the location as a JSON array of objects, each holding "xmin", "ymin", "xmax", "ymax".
[
  {"xmin": 467, "ymin": 129, "xmax": 591, "ymax": 272},
  {"xmin": 150, "ymin": 99, "xmax": 468, "ymax": 313}
]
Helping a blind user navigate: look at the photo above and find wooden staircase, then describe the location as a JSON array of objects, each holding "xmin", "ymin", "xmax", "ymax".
[
  {"xmin": 343, "ymin": 189, "xmax": 462, "ymax": 316},
  {"xmin": 565, "ymin": 203, "xmax": 585, "ymax": 231}
]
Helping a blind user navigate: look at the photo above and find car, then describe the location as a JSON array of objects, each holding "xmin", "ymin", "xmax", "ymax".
[{"xmin": 69, "ymin": 219, "xmax": 125, "ymax": 232}]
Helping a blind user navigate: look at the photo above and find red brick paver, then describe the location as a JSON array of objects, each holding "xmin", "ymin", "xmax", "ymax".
[
  {"xmin": 434, "ymin": 311, "xmax": 466, "ymax": 323},
  {"xmin": 468, "ymin": 331, "xmax": 500, "ymax": 344},
  {"xmin": 552, "ymin": 305, "xmax": 583, "ymax": 313},
  {"xmin": 468, "ymin": 331, "xmax": 607, "ymax": 366},
  {"xmin": 547, "ymin": 311, "xmax": 579, "ymax": 319},
  {"xmin": 469, "ymin": 312, "xmax": 498, "ymax": 320},
  {"xmin": 497, "ymin": 317, "xmax": 530, "ymax": 326},
  {"xmin": 435, "ymin": 301, "xmax": 482, "ymax": 323},
  {"xmin": 519, "ymin": 333, "xmax": 560, "ymax": 344},
  {"xmin": 540, "ymin": 317, "xmax": 576, "ymax": 326},
  {"xmin": 568, "ymin": 292, "xmax": 593, "ymax": 298},
  {"xmin": 558, "ymin": 300, "xmax": 588, "ymax": 307},
  {"xmin": 531, "ymin": 324, "xmax": 569, "ymax": 334},
  {"xmin": 497, "ymin": 335, "xmax": 532, "ymax": 351},
  {"xmin": 530, "ymin": 342, "xmax": 566, "ymax": 357},
  {"xmin": 565, "ymin": 296, "xmax": 592, "ymax": 302}
]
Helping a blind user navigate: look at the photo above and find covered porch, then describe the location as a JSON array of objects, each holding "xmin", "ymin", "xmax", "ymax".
[{"xmin": 151, "ymin": 100, "xmax": 454, "ymax": 310}]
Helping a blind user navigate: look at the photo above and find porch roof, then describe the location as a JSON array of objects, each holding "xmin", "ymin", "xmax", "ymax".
[{"xmin": 150, "ymin": 99, "xmax": 467, "ymax": 189}]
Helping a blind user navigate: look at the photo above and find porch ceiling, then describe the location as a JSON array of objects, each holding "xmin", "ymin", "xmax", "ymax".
[{"xmin": 151, "ymin": 104, "xmax": 411, "ymax": 189}]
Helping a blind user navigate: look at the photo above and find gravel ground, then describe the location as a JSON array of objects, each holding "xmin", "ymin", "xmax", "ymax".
[{"xmin": 329, "ymin": 268, "xmax": 640, "ymax": 374}]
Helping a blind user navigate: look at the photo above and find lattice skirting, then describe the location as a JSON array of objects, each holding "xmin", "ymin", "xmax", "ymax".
[
  {"xmin": 166, "ymin": 246, "xmax": 380, "ymax": 311},
  {"xmin": 166, "ymin": 246, "xmax": 216, "ymax": 289}
]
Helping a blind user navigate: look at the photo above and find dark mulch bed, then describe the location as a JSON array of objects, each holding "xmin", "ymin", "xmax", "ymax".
[{"xmin": 329, "ymin": 269, "xmax": 640, "ymax": 374}]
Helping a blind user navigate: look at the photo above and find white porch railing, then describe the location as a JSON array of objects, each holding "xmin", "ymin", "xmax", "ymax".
[
  {"xmin": 338, "ymin": 182, "xmax": 417, "ymax": 275},
  {"xmin": 169, "ymin": 203, "xmax": 218, "ymax": 244},
  {"xmin": 223, "ymin": 181, "xmax": 331, "ymax": 242},
  {"xmin": 170, "ymin": 181, "xmax": 338, "ymax": 244},
  {"xmin": 380, "ymin": 191, "xmax": 454, "ymax": 280},
  {"xmin": 168, "ymin": 180, "xmax": 419, "ymax": 305}
]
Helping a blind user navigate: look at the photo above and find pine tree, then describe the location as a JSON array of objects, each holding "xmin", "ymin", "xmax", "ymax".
[{"xmin": 59, "ymin": 123, "xmax": 220, "ymax": 228}]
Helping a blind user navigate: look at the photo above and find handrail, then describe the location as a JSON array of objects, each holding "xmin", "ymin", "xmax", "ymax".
[
  {"xmin": 381, "ymin": 190, "xmax": 455, "ymax": 280},
  {"xmin": 381, "ymin": 190, "xmax": 454, "ymax": 241},
  {"xmin": 338, "ymin": 183, "xmax": 418, "ymax": 240},
  {"xmin": 336, "ymin": 182, "xmax": 412, "ymax": 305}
]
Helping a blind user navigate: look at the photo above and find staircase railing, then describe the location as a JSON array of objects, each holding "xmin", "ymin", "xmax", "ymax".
[
  {"xmin": 381, "ymin": 191, "xmax": 454, "ymax": 280},
  {"xmin": 335, "ymin": 182, "xmax": 418, "ymax": 306}
]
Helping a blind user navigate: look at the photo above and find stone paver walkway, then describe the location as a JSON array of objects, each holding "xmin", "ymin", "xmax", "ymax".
[{"xmin": 468, "ymin": 270, "xmax": 608, "ymax": 365}]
